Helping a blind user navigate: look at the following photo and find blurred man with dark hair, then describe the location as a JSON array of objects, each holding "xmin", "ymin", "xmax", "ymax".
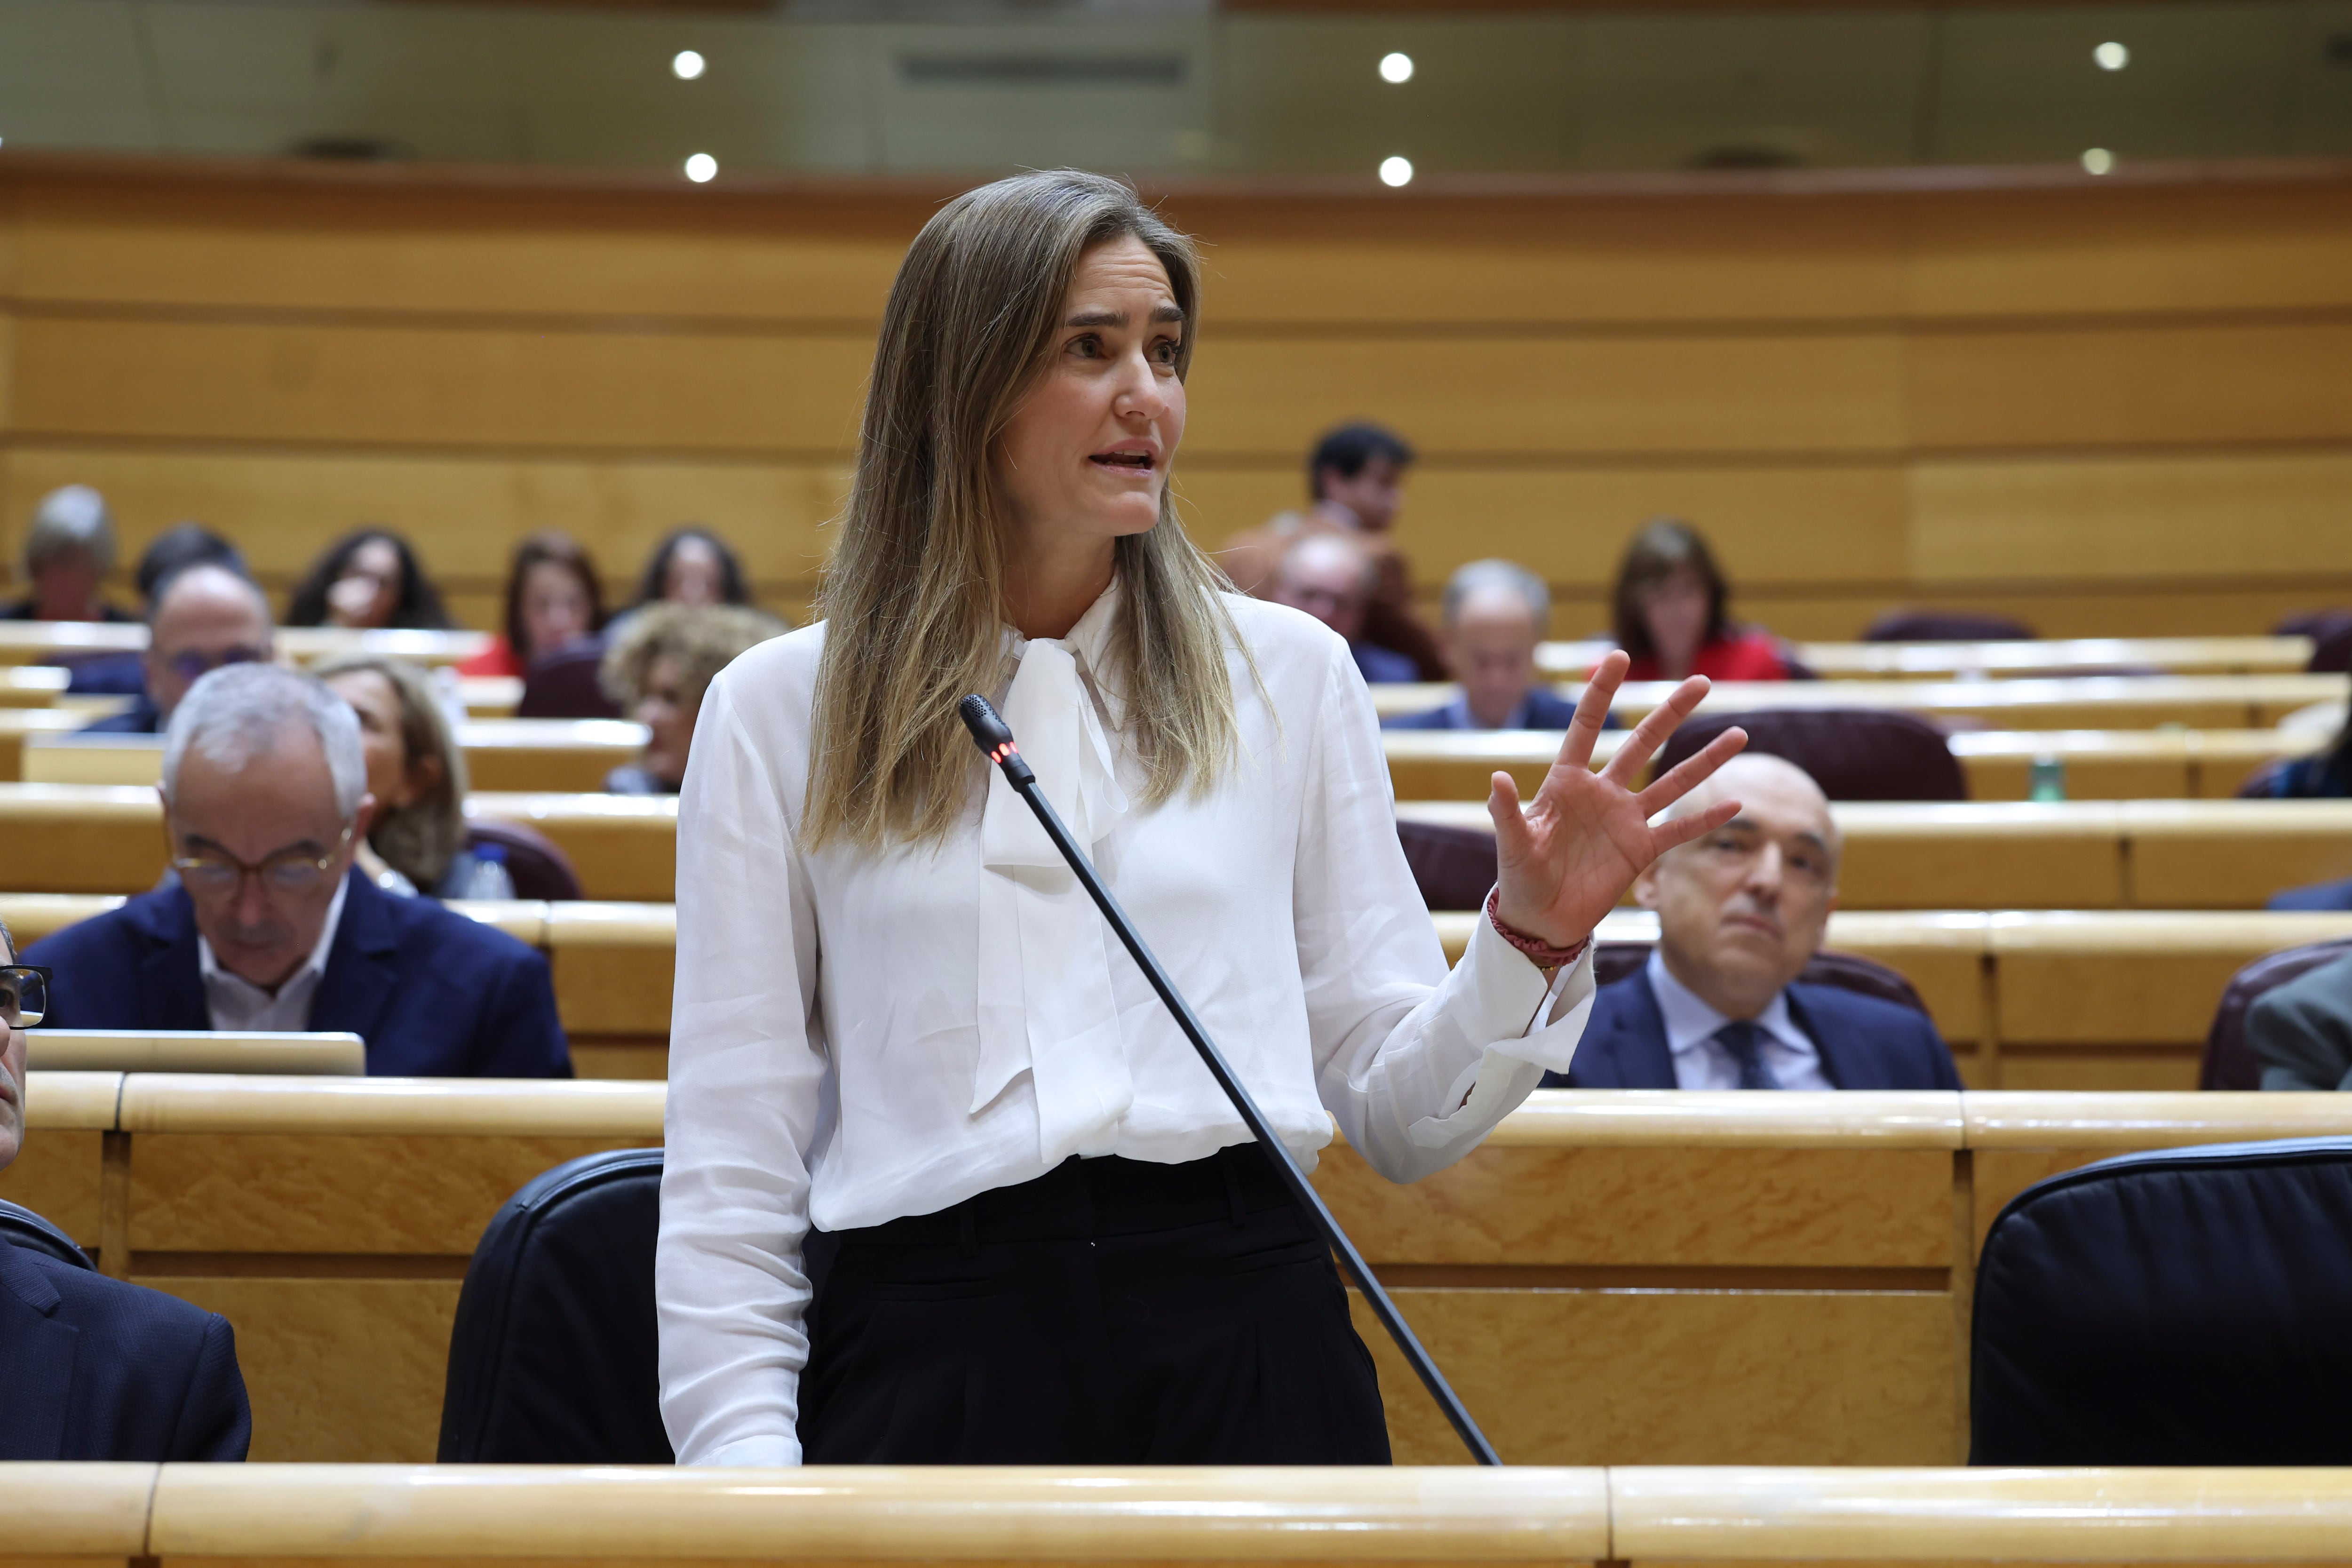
[{"xmin": 1220, "ymin": 420, "xmax": 1444, "ymax": 680}]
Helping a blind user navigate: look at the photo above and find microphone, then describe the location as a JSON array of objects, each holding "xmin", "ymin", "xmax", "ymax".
[{"xmin": 958, "ymin": 693, "xmax": 1503, "ymax": 1467}]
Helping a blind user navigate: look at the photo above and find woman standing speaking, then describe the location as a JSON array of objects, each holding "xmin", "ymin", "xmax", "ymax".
[{"xmin": 657, "ymin": 170, "xmax": 1743, "ymax": 1466}]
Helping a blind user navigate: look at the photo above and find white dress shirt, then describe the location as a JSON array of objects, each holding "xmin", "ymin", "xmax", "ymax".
[
  {"xmin": 198, "ymin": 875, "xmax": 349, "ymax": 1034},
  {"xmin": 1646, "ymin": 947, "xmax": 1831, "ymax": 1091},
  {"xmin": 656, "ymin": 584, "xmax": 1597, "ymax": 1467}
]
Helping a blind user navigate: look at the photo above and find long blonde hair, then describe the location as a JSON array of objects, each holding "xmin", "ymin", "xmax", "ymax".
[{"xmin": 803, "ymin": 170, "xmax": 1241, "ymax": 850}]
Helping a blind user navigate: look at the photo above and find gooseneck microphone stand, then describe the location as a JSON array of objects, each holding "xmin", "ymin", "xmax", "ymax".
[{"xmin": 958, "ymin": 693, "xmax": 1503, "ymax": 1466}]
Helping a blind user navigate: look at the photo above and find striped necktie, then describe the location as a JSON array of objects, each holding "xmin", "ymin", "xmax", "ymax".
[{"xmin": 1712, "ymin": 1019, "xmax": 1781, "ymax": 1091}]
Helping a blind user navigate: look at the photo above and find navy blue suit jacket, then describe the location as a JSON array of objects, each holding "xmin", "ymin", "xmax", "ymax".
[
  {"xmin": 25, "ymin": 868, "xmax": 572, "ymax": 1078},
  {"xmin": 1384, "ymin": 688, "xmax": 1590, "ymax": 731},
  {"xmin": 1543, "ymin": 968, "xmax": 1961, "ymax": 1090},
  {"xmin": 0, "ymin": 1241, "xmax": 250, "ymax": 1460},
  {"xmin": 79, "ymin": 693, "xmax": 160, "ymax": 733}
]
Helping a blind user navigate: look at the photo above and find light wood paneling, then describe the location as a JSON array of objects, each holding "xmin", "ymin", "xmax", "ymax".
[
  {"xmin": 141, "ymin": 1276, "xmax": 462, "ymax": 1464},
  {"xmin": 8, "ymin": 164, "xmax": 2352, "ymax": 644},
  {"xmin": 1360, "ymin": 1286, "xmax": 1957, "ymax": 1467}
]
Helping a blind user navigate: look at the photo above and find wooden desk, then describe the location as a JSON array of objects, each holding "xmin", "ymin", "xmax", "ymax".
[
  {"xmin": 10, "ymin": 782, "xmax": 2344, "ymax": 917},
  {"xmin": 14, "ymin": 896, "xmax": 2350, "ymax": 1090},
  {"xmin": 13, "ymin": 1079, "xmax": 2352, "ymax": 1470},
  {"xmin": 1373, "ymin": 673, "xmax": 2350, "ymax": 732},
  {"xmin": 0, "ymin": 785, "xmax": 676, "ymax": 903},
  {"xmin": 1385, "ymin": 726, "xmax": 2324, "ymax": 804},
  {"xmin": 1539, "ymin": 634, "xmax": 2317, "ymax": 681},
  {"xmin": 16, "ymin": 721, "xmax": 649, "ymax": 793},
  {"xmin": 10, "ymin": 1462, "xmax": 2352, "ymax": 1568},
  {"xmin": 0, "ymin": 623, "xmax": 492, "ymax": 669},
  {"xmin": 1401, "ymin": 797, "xmax": 2352, "ymax": 914}
]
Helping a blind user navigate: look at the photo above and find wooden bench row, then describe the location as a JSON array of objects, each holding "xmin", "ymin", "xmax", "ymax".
[
  {"xmin": 7, "ymin": 782, "xmax": 2349, "ymax": 912},
  {"xmin": 1393, "ymin": 724, "xmax": 2326, "ymax": 802},
  {"xmin": 1402, "ymin": 797, "xmax": 2352, "ymax": 914},
  {"xmin": 1370, "ymin": 671, "xmax": 2347, "ymax": 731},
  {"xmin": 0, "ymin": 622, "xmax": 492, "ymax": 667},
  {"xmin": 1538, "ymin": 632, "xmax": 2317, "ymax": 681},
  {"xmin": 8, "ymin": 1461, "xmax": 2349, "ymax": 1565},
  {"xmin": 6, "ymin": 1075, "xmax": 2348, "ymax": 1467},
  {"xmin": 8, "ymin": 898, "xmax": 2348, "ymax": 1090}
]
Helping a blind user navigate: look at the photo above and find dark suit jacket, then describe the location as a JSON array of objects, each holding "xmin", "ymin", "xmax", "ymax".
[
  {"xmin": 0, "ymin": 1240, "xmax": 250, "ymax": 1460},
  {"xmin": 79, "ymin": 693, "xmax": 160, "ymax": 733},
  {"xmin": 2271, "ymin": 877, "xmax": 2352, "ymax": 912},
  {"xmin": 25, "ymin": 868, "xmax": 572, "ymax": 1078},
  {"xmin": 1351, "ymin": 641, "xmax": 1420, "ymax": 685},
  {"xmin": 1384, "ymin": 688, "xmax": 1594, "ymax": 731},
  {"xmin": 1542, "ymin": 968, "xmax": 1962, "ymax": 1090},
  {"xmin": 2248, "ymin": 952, "xmax": 2352, "ymax": 1092}
]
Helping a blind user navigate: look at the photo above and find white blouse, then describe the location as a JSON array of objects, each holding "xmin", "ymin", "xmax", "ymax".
[{"xmin": 655, "ymin": 584, "xmax": 1597, "ymax": 1466}]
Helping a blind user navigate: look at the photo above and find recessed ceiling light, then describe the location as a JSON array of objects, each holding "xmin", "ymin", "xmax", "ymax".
[
  {"xmin": 673, "ymin": 49, "xmax": 706, "ymax": 80},
  {"xmin": 684, "ymin": 152, "xmax": 718, "ymax": 183},
  {"xmin": 1379, "ymin": 52, "xmax": 1414, "ymax": 84},
  {"xmin": 2093, "ymin": 41, "xmax": 2128, "ymax": 71},
  {"xmin": 1379, "ymin": 155, "xmax": 1414, "ymax": 187},
  {"xmin": 2081, "ymin": 147, "xmax": 2115, "ymax": 175}
]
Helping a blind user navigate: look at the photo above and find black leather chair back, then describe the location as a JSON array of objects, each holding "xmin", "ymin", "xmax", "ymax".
[
  {"xmin": 0, "ymin": 1199, "xmax": 92, "ymax": 1269},
  {"xmin": 1656, "ymin": 708, "xmax": 1967, "ymax": 802},
  {"xmin": 1971, "ymin": 1137, "xmax": 2352, "ymax": 1464},
  {"xmin": 438, "ymin": 1148, "xmax": 672, "ymax": 1463},
  {"xmin": 516, "ymin": 641, "xmax": 621, "ymax": 721},
  {"xmin": 1863, "ymin": 611, "xmax": 2035, "ymax": 643},
  {"xmin": 2200, "ymin": 937, "xmax": 2352, "ymax": 1090},
  {"xmin": 462, "ymin": 820, "xmax": 584, "ymax": 903}
]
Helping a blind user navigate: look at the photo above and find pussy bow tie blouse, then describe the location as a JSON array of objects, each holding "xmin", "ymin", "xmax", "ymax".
[{"xmin": 655, "ymin": 585, "xmax": 1597, "ymax": 1467}]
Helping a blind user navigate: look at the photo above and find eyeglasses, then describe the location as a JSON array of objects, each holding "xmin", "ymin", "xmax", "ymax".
[
  {"xmin": 173, "ymin": 825, "xmax": 355, "ymax": 899},
  {"xmin": 0, "ymin": 967, "xmax": 52, "ymax": 1029},
  {"xmin": 163, "ymin": 645, "xmax": 270, "ymax": 686}
]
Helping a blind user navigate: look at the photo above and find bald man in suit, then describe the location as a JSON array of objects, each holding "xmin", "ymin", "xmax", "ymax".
[{"xmin": 1547, "ymin": 753, "xmax": 1958, "ymax": 1090}]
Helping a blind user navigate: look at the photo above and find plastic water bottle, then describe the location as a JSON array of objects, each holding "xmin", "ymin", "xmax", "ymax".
[{"xmin": 2028, "ymin": 756, "xmax": 2066, "ymax": 803}]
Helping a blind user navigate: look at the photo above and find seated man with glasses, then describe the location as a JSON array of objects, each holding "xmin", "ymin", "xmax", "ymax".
[
  {"xmin": 29, "ymin": 664, "xmax": 571, "ymax": 1078},
  {"xmin": 1542, "ymin": 752, "xmax": 1959, "ymax": 1090},
  {"xmin": 0, "ymin": 920, "xmax": 253, "ymax": 1459},
  {"xmin": 80, "ymin": 560, "xmax": 275, "ymax": 735}
]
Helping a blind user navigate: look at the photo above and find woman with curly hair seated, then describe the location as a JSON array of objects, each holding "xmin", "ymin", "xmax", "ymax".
[{"xmin": 600, "ymin": 603, "xmax": 787, "ymax": 795}]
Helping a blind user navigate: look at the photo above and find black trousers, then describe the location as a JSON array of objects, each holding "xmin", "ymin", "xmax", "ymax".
[{"xmin": 798, "ymin": 1144, "xmax": 1391, "ymax": 1465}]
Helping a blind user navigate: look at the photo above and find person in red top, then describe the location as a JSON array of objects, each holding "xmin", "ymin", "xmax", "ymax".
[
  {"xmin": 457, "ymin": 532, "xmax": 606, "ymax": 679},
  {"xmin": 1612, "ymin": 517, "xmax": 1789, "ymax": 683}
]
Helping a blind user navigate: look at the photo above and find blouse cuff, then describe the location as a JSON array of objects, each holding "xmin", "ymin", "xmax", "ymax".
[
  {"xmin": 699, "ymin": 1433, "xmax": 803, "ymax": 1468},
  {"xmin": 1454, "ymin": 909, "xmax": 1598, "ymax": 1073}
]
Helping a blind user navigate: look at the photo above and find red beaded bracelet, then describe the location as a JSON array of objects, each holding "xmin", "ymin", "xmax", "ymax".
[{"xmin": 1484, "ymin": 888, "xmax": 1589, "ymax": 969}]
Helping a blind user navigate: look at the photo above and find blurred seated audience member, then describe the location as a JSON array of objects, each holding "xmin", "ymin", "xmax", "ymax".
[
  {"xmin": 3, "ymin": 485, "xmax": 129, "ymax": 624},
  {"xmin": 599, "ymin": 603, "xmax": 787, "ymax": 794},
  {"xmin": 136, "ymin": 523, "xmax": 247, "ymax": 606},
  {"xmin": 1387, "ymin": 559, "xmax": 1585, "ymax": 731},
  {"xmin": 286, "ymin": 528, "xmax": 452, "ymax": 631},
  {"xmin": 1219, "ymin": 422, "xmax": 1444, "ymax": 680},
  {"xmin": 1613, "ymin": 517, "xmax": 1789, "ymax": 683},
  {"xmin": 1271, "ymin": 532, "xmax": 1417, "ymax": 685},
  {"xmin": 1545, "ymin": 753, "xmax": 1959, "ymax": 1090},
  {"xmin": 0, "ymin": 917, "xmax": 252, "ymax": 1461},
  {"xmin": 316, "ymin": 654, "xmax": 514, "ymax": 901},
  {"xmin": 2254, "ymin": 708, "xmax": 2351, "ymax": 799},
  {"xmin": 457, "ymin": 532, "xmax": 605, "ymax": 679},
  {"xmin": 81, "ymin": 562, "xmax": 274, "ymax": 735},
  {"xmin": 631, "ymin": 526, "xmax": 753, "ymax": 611},
  {"xmin": 27, "ymin": 665, "xmax": 569, "ymax": 1078},
  {"xmin": 58, "ymin": 523, "xmax": 253, "ymax": 699},
  {"xmin": 2249, "ymin": 951, "xmax": 2352, "ymax": 1091}
]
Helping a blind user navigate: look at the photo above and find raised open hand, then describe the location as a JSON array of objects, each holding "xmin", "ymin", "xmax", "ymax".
[{"xmin": 1487, "ymin": 650, "xmax": 1748, "ymax": 954}]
